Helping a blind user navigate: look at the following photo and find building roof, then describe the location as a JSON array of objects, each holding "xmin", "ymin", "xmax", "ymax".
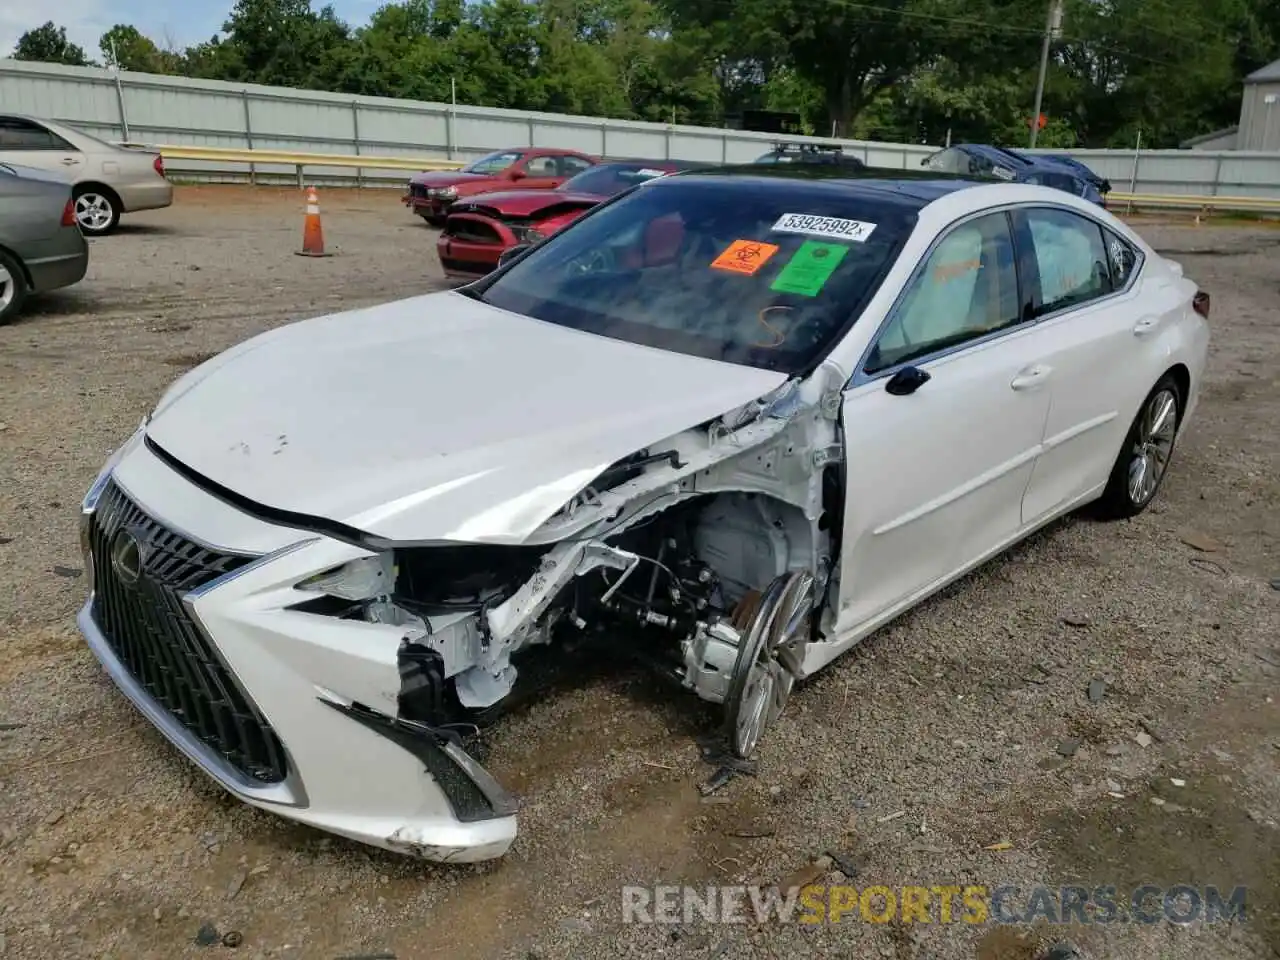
[
  {"xmin": 1180, "ymin": 126, "xmax": 1239, "ymax": 148},
  {"xmin": 1245, "ymin": 59, "xmax": 1280, "ymax": 84}
]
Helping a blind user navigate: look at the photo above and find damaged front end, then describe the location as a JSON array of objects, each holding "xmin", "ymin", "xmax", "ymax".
[
  {"xmin": 292, "ymin": 368, "xmax": 845, "ymax": 805},
  {"xmin": 75, "ymin": 365, "xmax": 847, "ymax": 863}
]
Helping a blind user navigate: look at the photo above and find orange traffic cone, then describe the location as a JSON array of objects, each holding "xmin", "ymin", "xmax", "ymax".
[{"xmin": 296, "ymin": 186, "xmax": 332, "ymax": 257}]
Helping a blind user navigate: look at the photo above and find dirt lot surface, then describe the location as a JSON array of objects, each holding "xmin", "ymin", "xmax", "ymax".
[{"xmin": 0, "ymin": 187, "xmax": 1277, "ymax": 960}]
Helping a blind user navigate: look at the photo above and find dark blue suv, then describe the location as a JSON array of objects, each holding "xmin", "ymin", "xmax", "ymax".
[{"xmin": 921, "ymin": 144, "xmax": 1108, "ymax": 207}]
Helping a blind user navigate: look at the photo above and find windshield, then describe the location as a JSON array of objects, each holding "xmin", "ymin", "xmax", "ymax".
[
  {"xmin": 464, "ymin": 150, "xmax": 523, "ymax": 174},
  {"xmin": 923, "ymin": 147, "xmax": 979, "ymax": 175},
  {"xmin": 1026, "ymin": 169, "xmax": 1085, "ymax": 195},
  {"xmin": 924, "ymin": 147, "xmax": 1016, "ymax": 181},
  {"xmin": 473, "ymin": 176, "xmax": 915, "ymax": 374},
  {"xmin": 560, "ymin": 164, "xmax": 674, "ymax": 197}
]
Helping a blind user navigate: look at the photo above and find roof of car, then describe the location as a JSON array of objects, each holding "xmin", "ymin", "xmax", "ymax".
[
  {"xmin": 522, "ymin": 147, "xmax": 595, "ymax": 157},
  {"xmin": 598, "ymin": 158, "xmax": 706, "ymax": 169},
  {"xmin": 670, "ymin": 163, "xmax": 990, "ymax": 209}
]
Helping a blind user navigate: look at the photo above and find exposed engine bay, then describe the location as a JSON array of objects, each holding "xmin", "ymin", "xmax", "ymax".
[{"xmin": 290, "ymin": 370, "xmax": 847, "ymax": 759}]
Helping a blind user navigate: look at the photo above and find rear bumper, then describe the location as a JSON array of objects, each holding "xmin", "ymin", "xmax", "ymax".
[
  {"xmin": 26, "ymin": 229, "xmax": 89, "ymax": 293},
  {"xmin": 118, "ymin": 178, "xmax": 173, "ymax": 213}
]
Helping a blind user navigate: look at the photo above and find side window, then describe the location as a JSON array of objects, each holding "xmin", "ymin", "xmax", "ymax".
[
  {"xmin": 528, "ymin": 155, "xmax": 559, "ymax": 176},
  {"xmin": 1025, "ymin": 208, "xmax": 1112, "ymax": 314},
  {"xmin": 559, "ymin": 155, "xmax": 592, "ymax": 176},
  {"xmin": 1103, "ymin": 228, "xmax": 1141, "ymax": 289},
  {"xmin": 866, "ymin": 212, "xmax": 1022, "ymax": 374},
  {"xmin": 0, "ymin": 117, "xmax": 69, "ymax": 150}
]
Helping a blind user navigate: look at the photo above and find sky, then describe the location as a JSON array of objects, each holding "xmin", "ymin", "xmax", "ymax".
[{"xmin": 0, "ymin": 0, "xmax": 383, "ymax": 60}]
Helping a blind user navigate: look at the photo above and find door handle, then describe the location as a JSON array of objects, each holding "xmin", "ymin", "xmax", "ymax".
[
  {"xmin": 1133, "ymin": 316, "xmax": 1160, "ymax": 335},
  {"xmin": 1010, "ymin": 364, "xmax": 1052, "ymax": 391},
  {"xmin": 60, "ymin": 158, "xmax": 80, "ymax": 165}
]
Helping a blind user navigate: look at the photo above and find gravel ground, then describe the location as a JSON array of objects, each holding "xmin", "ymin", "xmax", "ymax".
[{"xmin": 0, "ymin": 189, "xmax": 1277, "ymax": 960}]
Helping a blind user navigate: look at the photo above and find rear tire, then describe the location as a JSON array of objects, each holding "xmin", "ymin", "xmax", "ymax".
[
  {"xmin": 1094, "ymin": 373, "xmax": 1183, "ymax": 520},
  {"xmin": 0, "ymin": 248, "xmax": 28, "ymax": 326},
  {"xmin": 73, "ymin": 185, "xmax": 122, "ymax": 236}
]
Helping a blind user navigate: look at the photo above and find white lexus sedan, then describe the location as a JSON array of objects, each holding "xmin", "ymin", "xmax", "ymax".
[{"xmin": 78, "ymin": 167, "xmax": 1209, "ymax": 862}]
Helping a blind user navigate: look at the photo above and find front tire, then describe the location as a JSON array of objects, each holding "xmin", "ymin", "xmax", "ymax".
[
  {"xmin": 0, "ymin": 248, "xmax": 29, "ymax": 326},
  {"xmin": 1094, "ymin": 374, "xmax": 1183, "ymax": 520},
  {"xmin": 73, "ymin": 186, "xmax": 121, "ymax": 236}
]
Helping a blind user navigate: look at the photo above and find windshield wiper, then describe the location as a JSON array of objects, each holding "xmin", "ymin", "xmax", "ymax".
[{"xmin": 453, "ymin": 285, "xmax": 487, "ymax": 303}]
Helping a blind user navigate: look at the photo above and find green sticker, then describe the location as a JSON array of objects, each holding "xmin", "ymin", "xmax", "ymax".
[{"xmin": 769, "ymin": 239, "xmax": 848, "ymax": 297}]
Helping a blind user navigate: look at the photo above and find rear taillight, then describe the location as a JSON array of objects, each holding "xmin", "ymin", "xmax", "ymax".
[
  {"xmin": 1192, "ymin": 291, "xmax": 1210, "ymax": 319},
  {"xmin": 153, "ymin": 154, "xmax": 165, "ymax": 177},
  {"xmin": 61, "ymin": 198, "xmax": 76, "ymax": 227}
]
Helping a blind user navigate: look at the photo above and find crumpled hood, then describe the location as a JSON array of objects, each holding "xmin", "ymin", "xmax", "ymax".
[
  {"xmin": 451, "ymin": 189, "xmax": 603, "ymax": 217},
  {"xmin": 144, "ymin": 292, "xmax": 788, "ymax": 544},
  {"xmin": 409, "ymin": 171, "xmax": 494, "ymax": 188}
]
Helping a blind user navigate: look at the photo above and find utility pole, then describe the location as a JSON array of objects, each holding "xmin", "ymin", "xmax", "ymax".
[{"xmin": 1029, "ymin": 0, "xmax": 1063, "ymax": 148}]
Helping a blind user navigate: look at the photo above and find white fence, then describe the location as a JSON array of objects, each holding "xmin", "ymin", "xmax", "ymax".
[{"xmin": 3, "ymin": 58, "xmax": 1280, "ymax": 197}]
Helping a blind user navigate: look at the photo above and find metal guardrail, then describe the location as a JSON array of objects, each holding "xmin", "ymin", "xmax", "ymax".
[
  {"xmin": 120, "ymin": 144, "xmax": 1280, "ymax": 214},
  {"xmin": 124, "ymin": 143, "xmax": 464, "ymax": 186},
  {"xmin": 1109, "ymin": 191, "xmax": 1280, "ymax": 214}
]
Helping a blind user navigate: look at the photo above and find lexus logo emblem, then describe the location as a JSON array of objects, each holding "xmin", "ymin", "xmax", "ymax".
[{"xmin": 110, "ymin": 529, "xmax": 143, "ymax": 586}]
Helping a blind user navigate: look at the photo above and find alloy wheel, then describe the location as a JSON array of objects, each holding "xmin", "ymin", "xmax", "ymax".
[
  {"xmin": 75, "ymin": 193, "xmax": 114, "ymax": 232},
  {"xmin": 0, "ymin": 263, "xmax": 14, "ymax": 312},
  {"xmin": 1127, "ymin": 388, "xmax": 1177, "ymax": 505}
]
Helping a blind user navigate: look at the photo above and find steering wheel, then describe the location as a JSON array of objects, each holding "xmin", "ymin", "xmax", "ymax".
[{"xmin": 564, "ymin": 246, "xmax": 617, "ymax": 276}]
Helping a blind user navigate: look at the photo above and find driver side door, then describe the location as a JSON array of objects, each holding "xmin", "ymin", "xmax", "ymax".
[{"xmin": 834, "ymin": 210, "xmax": 1053, "ymax": 636}]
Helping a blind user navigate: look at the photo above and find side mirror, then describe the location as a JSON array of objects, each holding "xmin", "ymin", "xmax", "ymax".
[
  {"xmin": 498, "ymin": 243, "xmax": 532, "ymax": 269},
  {"xmin": 508, "ymin": 168, "xmax": 526, "ymax": 180},
  {"xmin": 885, "ymin": 365, "xmax": 931, "ymax": 396},
  {"xmin": 920, "ymin": 157, "xmax": 929, "ymax": 167}
]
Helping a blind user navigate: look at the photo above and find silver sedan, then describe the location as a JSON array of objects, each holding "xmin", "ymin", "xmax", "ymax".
[
  {"xmin": 0, "ymin": 162, "xmax": 90, "ymax": 324},
  {"xmin": 0, "ymin": 114, "xmax": 173, "ymax": 236}
]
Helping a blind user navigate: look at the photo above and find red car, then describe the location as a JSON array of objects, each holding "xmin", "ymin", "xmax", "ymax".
[
  {"xmin": 436, "ymin": 159, "xmax": 702, "ymax": 280},
  {"xmin": 404, "ymin": 148, "xmax": 597, "ymax": 224}
]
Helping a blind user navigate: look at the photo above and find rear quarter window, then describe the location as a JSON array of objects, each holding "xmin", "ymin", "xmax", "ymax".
[{"xmin": 1103, "ymin": 228, "xmax": 1142, "ymax": 288}]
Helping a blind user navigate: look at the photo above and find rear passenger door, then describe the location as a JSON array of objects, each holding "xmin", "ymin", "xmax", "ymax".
[
  {"xmin": 1015, "ymin": 206, "xmax": 1149, "ymax": 523},
  {"xmin": 557, "ymin": 154, "xmax": 593, "ymax": 181},
  {"xmin": 0, "ymin": 116, "xmax": 85, "ymax": 176},
  {"xmin": 515, "ymin": 154, "xmax": 563, "ymax": 190}
]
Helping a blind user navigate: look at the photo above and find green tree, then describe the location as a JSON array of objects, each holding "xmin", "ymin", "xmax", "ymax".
[
  {"xmin": 13, "ymin": 21, "xmax": 92, "ymax": 65},
  {"xmin": 216, "ymin": 0, "xmax": 354, "ymax": 90},
  {"xmin": 8, "ymin": 0, "xmax": 1264, "ymax": 150},
  {"xmin": 100, "ymin": 24, "xmax": 181, "ymax": 73}
]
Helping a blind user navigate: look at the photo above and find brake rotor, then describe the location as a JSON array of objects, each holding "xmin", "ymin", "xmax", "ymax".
[{"xmin": 722, "ymin": 570, "xmax": 814, "ymax": 759}]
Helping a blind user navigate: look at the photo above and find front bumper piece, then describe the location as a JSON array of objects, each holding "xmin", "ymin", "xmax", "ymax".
[{"xmin": 78, "ymin": 472, "xmax": 518, "ymax": 861}]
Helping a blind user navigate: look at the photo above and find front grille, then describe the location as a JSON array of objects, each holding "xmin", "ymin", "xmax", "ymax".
[
  {"xmin": 87, "ymin": 480, "xmax": 290, "ymax": 784},
  {"xmin": 445, "ymin": 219, "xmax": 503, "ymax": 244},
  {"xmin": 409, "ymin": 183, "xmax": 428, "ymax": 199}
]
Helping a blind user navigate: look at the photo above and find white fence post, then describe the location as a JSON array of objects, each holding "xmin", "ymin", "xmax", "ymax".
[
  {"xmin": 241, "ymin": 89, "xmax": 255, "ymax": 186},
  {"xmin": 351, "ymin": 100, "xmax": 363, "ymax": 188},
  {"xmin": 112, "ymin": 70, "xmax": 130, "ymax": 141},
  {"xmin": 1126, "ymin": 131, "xmax": 1142, "ymax": 213}
]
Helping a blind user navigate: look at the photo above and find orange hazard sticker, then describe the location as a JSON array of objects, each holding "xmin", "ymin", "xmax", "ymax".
[{"xmin": 711, "ymin": 239, "xmax": 780, "ymax": 275}]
